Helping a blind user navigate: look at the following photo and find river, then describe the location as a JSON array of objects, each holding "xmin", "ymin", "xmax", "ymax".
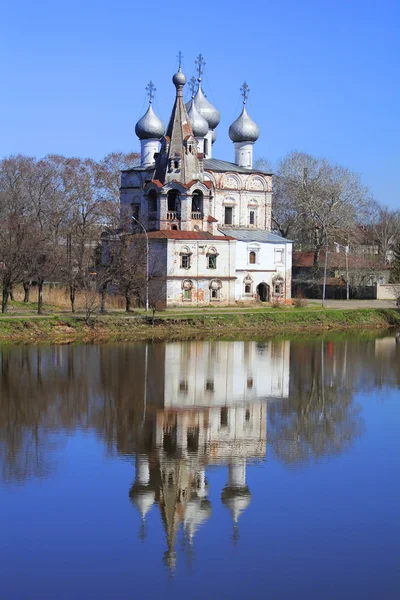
[{"xmin": 0, "ymin": 335, "xmax": 399, "ymax": 599}]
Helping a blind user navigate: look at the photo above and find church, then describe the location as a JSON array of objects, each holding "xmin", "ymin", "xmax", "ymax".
[{"xmin": 119, "ymin": 55, "xmax": 292, "ymax": 306}]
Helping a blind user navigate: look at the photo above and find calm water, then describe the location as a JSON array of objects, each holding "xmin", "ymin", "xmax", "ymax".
[{"xmin": 0, "ymin": 335, "xmax": 399, "ymax": 599}]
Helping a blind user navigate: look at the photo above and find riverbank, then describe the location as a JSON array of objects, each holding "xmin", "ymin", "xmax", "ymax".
[{"xmin": 0, "ymin": 308, "xmax": 399, "ymax": 343}]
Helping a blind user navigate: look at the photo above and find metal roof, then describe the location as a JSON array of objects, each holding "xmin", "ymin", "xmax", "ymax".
[
  {"xmin": 219, "ymin": 228, "xmax": 293, "ymax": 243},
  {"xmin": 204, "ymin": 158, "xmax": 271, "ymax": 175},
  {"xmin": 134, "ymin": 231, "xmax": 234, "ymax": 241}
]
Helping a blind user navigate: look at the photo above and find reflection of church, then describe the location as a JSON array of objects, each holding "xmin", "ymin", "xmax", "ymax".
[{"xmin": 128, "ymin": 340, "xmax": 290, "ymax": 569}]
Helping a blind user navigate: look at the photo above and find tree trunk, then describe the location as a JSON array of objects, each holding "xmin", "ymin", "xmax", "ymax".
[
  {"xmin": 9, "ymin": 286, "xmax": 15, "ymax": 301},
  {"xmin": 2, "ymin": 287, "xmax": 9, "ymax": 313},
  {"xmin": 125, "ymin": 293, "xmax": 131, "ymax": 313},
  {"xmin": 100, "ymin": 282, "xmax": 108, "ymax": 314},
  {"xmin": 70, "ymin": 285, "xmax": 76, "ymax": 313},
  {"xmin": 23, "ymin": 280, "xmax": 31, "ymax": 303},
  {"xmin": 37, "ymin": 278, "xmax": 44, "ymax": 315}
]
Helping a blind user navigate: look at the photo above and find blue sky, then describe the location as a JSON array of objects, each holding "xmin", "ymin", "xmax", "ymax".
[{"xmin": 1, "ymin": 0, "xmax": 399, "ymax": 208}]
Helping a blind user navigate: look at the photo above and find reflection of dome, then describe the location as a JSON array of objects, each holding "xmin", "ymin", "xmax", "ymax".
[
  {"xmin": 135, "ymin": 104, "xmax": 164, "ymax": 140},
  {"xmin": 194, "ymin": 86, "xmax": 220, "ymax": 130},
  {"xmin": 229, "ymin": 106, "xmax": 259, "ymax": 143},
  {"xmin": 184, "ymin": 497, "xmax": 212, "ymax": 540},
  {"xmin": 129, "ymin": 486, "xmax": 156, "ymax": 518},
  {"xmin": 221, "ymin": 486, "xmax": 251, "ymax": 523}
]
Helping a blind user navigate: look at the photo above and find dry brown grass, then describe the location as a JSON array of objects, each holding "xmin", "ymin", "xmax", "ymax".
[{"xmin": 12, "ymin": 285, "xmax": 126, "ymax": 311}]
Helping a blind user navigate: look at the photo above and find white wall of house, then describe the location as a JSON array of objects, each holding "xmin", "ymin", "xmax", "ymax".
[
  {"xmin": 234, "ymin": 240, "xmax": 292, "ymax": 301},
  {"xmin": 164, "ymin": 238, "xmax": 236, "ymax": 305}
]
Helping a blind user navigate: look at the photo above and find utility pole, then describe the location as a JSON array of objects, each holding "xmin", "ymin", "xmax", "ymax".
[{"xmin": 132, "ymin": 216, "xmax": 149, "ymax": 312}]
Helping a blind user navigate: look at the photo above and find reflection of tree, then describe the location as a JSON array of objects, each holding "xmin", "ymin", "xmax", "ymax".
[
  {"xmin": 268, "ymin": 341, "xmax": 365, "ymax": 464},
  {"xmin": 1, "ymin": 336, "xmax": 398, "ymax": 482}
]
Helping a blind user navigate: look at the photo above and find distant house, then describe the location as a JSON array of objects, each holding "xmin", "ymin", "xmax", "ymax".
[{"xmin": 292, "ymin": 250, "xmax": 390, "ymax": 299}]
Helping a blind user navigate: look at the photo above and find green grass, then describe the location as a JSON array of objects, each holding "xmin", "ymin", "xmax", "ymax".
[{"xmin": 0, "ymin": 308, "xmax": 399, "ymax": 344}]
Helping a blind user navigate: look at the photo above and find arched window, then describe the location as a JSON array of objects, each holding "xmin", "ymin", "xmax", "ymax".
[
  {"xmin": 209, "ymin": 279, "xmax": 222, "ymax": 301},
  {"xmin": 148, "ymin": 190, "xmax": 158, "ymax": 213},
  {"xmin": 273, "ymin": 275, "xmax": 284, "ymax": 296},
  {"xmin": 182, "ymin": 279, "xmax": 193, "ymax": 301},
  {"xmin": 180, "ymin": 247, "xmax": 192, "ymax": 269},
  {"xmin": 249, "ymin": 251, "xmax": 256, "ymax": 264},
  {"xmin": 207, "ymin": 247, "xmax": 218, "ymax": 269},
  {"xmin": 249, "ymin": 210, "xmax": 255, "ymax": 225},
  {"xmin": 192, "ymin": 190, "xmax": 203, "ymax": 218},
  {"xmin": 167, "ymin": 190, "xmax": 180, "ymax": 219}
]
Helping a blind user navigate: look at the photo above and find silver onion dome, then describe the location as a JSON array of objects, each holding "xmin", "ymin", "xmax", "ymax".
[
  {"xmin": 194, "ymin": 86, "xmax": 220, "ymax": 130},
  {"xmin": 135, "ymin": 104, "xmax": 164, "ymax": 140},
  {"xmin": 172, "ymin": 67, "xmax": 186, "ymax": 88},
  {"xmin": 187, "ymin": 100, "xmax": 209, "ymax": 138},
  {"xmin": 229, "ymin": 105, "xmax": 259, "ymax": 143}
]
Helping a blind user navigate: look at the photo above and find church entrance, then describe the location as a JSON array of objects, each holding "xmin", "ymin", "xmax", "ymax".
[{"xmin": 257, "ymin": 283, "xmax": 270, "ymax": 302}]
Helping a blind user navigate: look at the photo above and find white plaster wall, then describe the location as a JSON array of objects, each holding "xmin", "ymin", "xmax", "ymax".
[
  {"xmin": 377, "ymin": 284, "xmax": 400, "ymax": 299},
  {"xmin": 165, "ymin": 239, "xmax": 236, "ymax": 305},
  {"xmin": 234, "ymin": 240, "xmax": 292, "ymax": 301}
]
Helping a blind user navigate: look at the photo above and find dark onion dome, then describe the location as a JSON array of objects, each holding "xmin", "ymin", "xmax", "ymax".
[
  {"xmin": 194, "ymin": 86, "xmax": 220, "ymax": 130},
  {"xmin": 229, "ymin": 105, "xmax": 259, "ymax": 143},
  {"xmin": 135, "ymin": 104, "xmax": 164, "ymax": 140},
  {"xmin": 172, "ymin": 67, "xmax": 186, "ymax": 88},
  {"xmin": 187, "ymin": 100, "xmax": 209, "ymax": 138}
]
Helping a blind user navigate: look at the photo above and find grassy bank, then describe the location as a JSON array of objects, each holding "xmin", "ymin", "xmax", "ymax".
[{"xmin": 0, "ymin": 308, "xmax": 399, "ymax": 343}]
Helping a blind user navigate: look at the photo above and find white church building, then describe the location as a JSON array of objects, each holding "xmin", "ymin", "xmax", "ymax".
[{"xmin": 120, "ymin": 55, "xmax": 292, "ymax": 306}]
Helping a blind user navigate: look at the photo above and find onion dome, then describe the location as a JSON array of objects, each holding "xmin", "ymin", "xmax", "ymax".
[
  {"xmin": 187, "ymin": 96, "xmax": 209, "ymax": 138},
  {"xmin": 229, "ymin": 105, "xmax": 259, "ymax": 143},
  {"xmin": 135, "ymin": 104, "xmax": 164, "ymax": 140},
  {"xmin": 194, "ymin": 86, "xmax": 220, "ymax": 130},
  {"xmin": 229, "ymin": 81, "xmax": 259, "ymax": 143},
  {"xmin": 172, "ymin": 67, "xmax": 186, "ymax": 88}
]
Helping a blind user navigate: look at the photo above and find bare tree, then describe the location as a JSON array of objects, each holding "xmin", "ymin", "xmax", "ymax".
[
  {"xmin": 269, "ymin": 152, "xmax": 371, "ymax": 264},
  {"xmin": 0, "ymin": 155, "xmax": 38, "ymax": 313}
]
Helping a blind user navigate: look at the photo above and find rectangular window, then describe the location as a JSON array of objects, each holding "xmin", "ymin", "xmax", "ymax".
[
  {"xmin": 249, "ymin": 210, "xmax": 255, "ymax": 225},
  {"xmin": 211, "ymin": 288, "xmax": 219, "ymax": 300},
  {"xmin": 224, "ymin": 207, "xmax": 233, "ymax": 225},
  {"xmin": 274, "ymin": 249, "xmax": 284, "ymax": 264},
  {"xmin": 179, "ymin": 380, "xmax": 188, "ymax": 393},
  {"xmin": 183, "ymin": 289, "xmax": 192, "ymax": 300},
  {"xmin": 205, "ymin": 380, "xmax": 214, "ymax": 392},
  {"xmin": 208, "ymin": 255, "xmax": 217, "ymax": 269},
  {"xmin": 245, "ymin": 283, "xmax": 251, "ymax": 294},
  {"xmin": 220, "ymin": 407, "xmax": 228, "ymax": 427},
  {"xmin": 181, "ymin": 255, "xmax": 190, "ymax": 269}
]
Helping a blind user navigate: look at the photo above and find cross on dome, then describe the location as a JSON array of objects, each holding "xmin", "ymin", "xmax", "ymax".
[
  {"xmin": 195, "ymin": 53, "xmax": 206, "ymax": 82},
  {"xmin": 188, "ymin": 76, "xmax": 198, "ymax": 99},
  {"xmin": 145, "ymin": 81, "xmax": 156, "ymax": 104},
  {"xmin": 177, "ymin": 50, "xmax": 184, "ymax": 69},
  {"xmin": 240, "ymin": 81, "xmax": 250, "ymax": 104}
]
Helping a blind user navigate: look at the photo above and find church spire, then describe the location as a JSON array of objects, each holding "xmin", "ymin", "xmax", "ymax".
[{"xmin": 154, "ymin": 61, "xmax": 203, "ymax": 184}]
